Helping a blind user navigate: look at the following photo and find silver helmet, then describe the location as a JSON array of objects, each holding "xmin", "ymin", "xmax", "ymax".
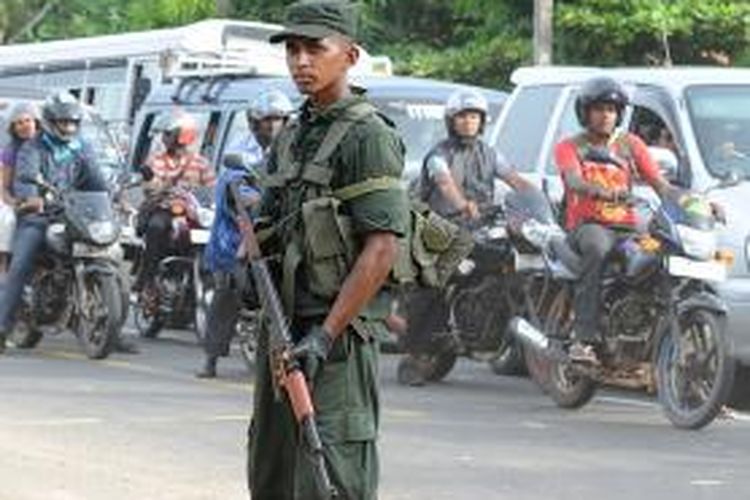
[
  {"xmin": 445, "ymin": 88, "xmax": 488, "ymax": 135},
  {"xmin": 249, "ymin": 89, "xmax": 294, "ymax": 121}
]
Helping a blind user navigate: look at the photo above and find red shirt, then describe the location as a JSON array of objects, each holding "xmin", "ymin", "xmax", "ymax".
[
  {"xmin": 555, "ymin": 132, "xmax": 661, "ymax": 230},
  {"xmin": 146, "ymin": 151, "xmax": 216, "ymax": 190}
]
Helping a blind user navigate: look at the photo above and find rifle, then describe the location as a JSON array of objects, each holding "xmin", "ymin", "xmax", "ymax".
[{"xmin": 228, "ymin": 180, "xmax": 337, "ymax": 500}]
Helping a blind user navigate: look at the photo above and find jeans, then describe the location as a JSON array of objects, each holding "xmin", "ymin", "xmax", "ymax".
[
  {"xmin": 203, "ymin": 273, "xmax": 240, "ymax": 358},
  {"xmin": 0, "ymin": 219, "xmax": 46, "ymax": 332},
  {"xmin": 570, "ymin": 224, "xmax": 618, "ymax": 342},
  {"xmin": 137, "ymin": 209, "xmax": 173, "ymax": 288}
]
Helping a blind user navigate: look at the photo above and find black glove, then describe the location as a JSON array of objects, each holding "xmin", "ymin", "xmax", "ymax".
[{"xmin": 291, "ymin": 325, "xmax": 334, "ymax": 382}]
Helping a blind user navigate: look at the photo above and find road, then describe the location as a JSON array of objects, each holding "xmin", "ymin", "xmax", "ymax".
[{"xmin": 1, "ymin": 329, "xmax": 750, "ymax": 500}]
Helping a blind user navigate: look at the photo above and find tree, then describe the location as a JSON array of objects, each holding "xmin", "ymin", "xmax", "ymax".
[{"xmin": 556, "ymin": 0, "xmax": 750, "ymax": 66}]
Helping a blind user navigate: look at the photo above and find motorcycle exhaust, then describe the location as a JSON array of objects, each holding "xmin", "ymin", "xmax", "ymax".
[{"xmin": 509, "ymin": 317, "xmax": 549, "ymax": 351}]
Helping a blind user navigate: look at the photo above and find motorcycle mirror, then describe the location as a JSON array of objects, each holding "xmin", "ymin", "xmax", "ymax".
[
  {"xmin": 138, "ymin": 164, "xmax": 154, "ymax": 182},
  {"xmin": 223, "ymin": 153, "xmax": 245, "ymax": 170}
]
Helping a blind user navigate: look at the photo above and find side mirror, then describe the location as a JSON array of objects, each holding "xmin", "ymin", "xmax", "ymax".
[
  {"xmin": 223, "ymin": 153, "xmax": 245, "ymax": 170},
  {"xmin": 648, "ymin": 146, "xmax": 679, "ymax": 182},
  {"xmin": 137, "ymin": 164, "xmax": 154, "ymax": 182}
]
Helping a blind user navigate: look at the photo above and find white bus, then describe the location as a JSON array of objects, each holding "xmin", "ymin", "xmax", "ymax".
[{"xmin": 0, "ymin": 19, "xmax": 390, "ymax": 135}]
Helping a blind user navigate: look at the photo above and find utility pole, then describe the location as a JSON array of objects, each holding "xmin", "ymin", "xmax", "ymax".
[
  {"xmin": 534, "ymin": 0, "xmax": 554, "ymax": 65},
  {"xmin": 216, "ymin": 0, "xmax": 232, "ymax": 17}
]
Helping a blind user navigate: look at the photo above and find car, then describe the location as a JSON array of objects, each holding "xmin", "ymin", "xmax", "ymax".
[
  {"xmin": 127, "ymin": 74, "xmax": 507, "ymax": 184},
  {"xmin": 489, "ymin": 65, "xmax": 750, "ymax": 366}
]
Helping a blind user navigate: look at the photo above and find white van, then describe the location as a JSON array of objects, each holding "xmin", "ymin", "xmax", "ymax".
[{"xmin": 490, "ymin": 66, "xmax": 750, "ymax": 365}]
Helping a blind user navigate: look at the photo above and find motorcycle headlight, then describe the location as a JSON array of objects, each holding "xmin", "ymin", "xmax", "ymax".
[
  {"xmin": 88, "ymin": 221, "xmax": 118, "ymax": 245},
  {"xmin": 197, "ymin": 207, "xmax": 215, "ymax": 228},
  {"xmin": 676, "ymin": 224, "xmax": 717, "ymax": 261}
]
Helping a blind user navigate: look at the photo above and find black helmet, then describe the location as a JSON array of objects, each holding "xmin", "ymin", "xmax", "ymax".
[
  {"xmin": 574, "ymin": 77, "xmax": 629, "ymax": 127},
  {"xmin": 42, "ymin": 92, "xmax": 84, "ymax": 142}
]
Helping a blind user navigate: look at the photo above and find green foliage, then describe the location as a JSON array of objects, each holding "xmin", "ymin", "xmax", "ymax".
[{"xmin": 557, "ymin": 0, "xmax": 750, "ymax": 65}]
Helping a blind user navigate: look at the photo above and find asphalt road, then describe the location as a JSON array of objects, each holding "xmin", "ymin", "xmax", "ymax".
[{"xmin": 1, "ymin": 329, "xmax": 750, "ymax": 500}]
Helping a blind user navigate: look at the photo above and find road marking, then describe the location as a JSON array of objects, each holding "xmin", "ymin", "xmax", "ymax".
[
  {"xmin": 596, "ymin": 396, "xmax": 658, "ymax": 409},
  {"xmin": 0, "ymin": 417, "xmax": 103, "ymax": 427},
  {"xmin": 521, "ymin": 421, "xmax": 550, "ymax": 430},
  {"xmin": 690, "ymin": 479, "xmax": 725, "ymax": 487}
]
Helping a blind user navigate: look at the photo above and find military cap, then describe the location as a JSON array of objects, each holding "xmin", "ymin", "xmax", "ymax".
[{"xmin": 269, "ymin": 1, "xmax": 358, "ymax": 44}]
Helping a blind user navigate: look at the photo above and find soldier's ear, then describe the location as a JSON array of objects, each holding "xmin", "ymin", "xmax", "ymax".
[{"xmin": 346, "ymin": 41, "xmax": 359, "ymax": 68}]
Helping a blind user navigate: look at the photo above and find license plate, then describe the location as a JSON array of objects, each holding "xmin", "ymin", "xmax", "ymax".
[
  {"xmin": 667, "ymin": 256, "xmax": 727, "ymax": 282},
  {"xmin": 73, "ymin": 242, "xmax": 120, "ymax": 260},
  {"xmin": 190, "ymin": 229, "xmax": 210, "ymax": 245}
]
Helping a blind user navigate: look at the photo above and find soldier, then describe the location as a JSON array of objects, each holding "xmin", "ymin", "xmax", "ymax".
[{"xmin": 247, "ymin": 2, "xmax": 409, "ymax": 499}]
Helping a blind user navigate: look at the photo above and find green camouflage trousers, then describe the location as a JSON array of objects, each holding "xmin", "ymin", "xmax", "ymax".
[{"xmin": 247, "ymin": 319, "xmax": 383, "ymax": 500}]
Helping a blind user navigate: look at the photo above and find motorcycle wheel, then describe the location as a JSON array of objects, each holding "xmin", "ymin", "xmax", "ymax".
[
  {"xmin": 9, "ymin": 308, "xmax": 43, "ymax": 349},
  {"xmin": 656, "ymin": 308, "xmax": 734, "ymax": 430},
  {"xmin": 193, "ymin": 263, "xmax": 213, "ymax": 346},
  {"xmin": 539, "ymin": 287, "xmax": 597, "ymax": 409},
  {"xmin": 77, "ymin": 272, "xmax": 121, "ymax": 360},
  {"xmin": 425, "ymin": 349, "xmax": 458, "ymax": 382},
  {"xmin": 489, "ymin": 340, "xmax": 526, "ymax": 376},
  {"xmin": 237, "ymin": 310, "xmax": 259, "ymax": 372},
  {"xmin": 134, "ymin": 291, "xmax": 163, "ymax": 339}
]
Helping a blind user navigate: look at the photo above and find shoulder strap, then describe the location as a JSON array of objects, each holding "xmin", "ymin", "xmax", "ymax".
[{"xmin": 309, "ymin": 101, "xmax": 376, "ymax": 169}]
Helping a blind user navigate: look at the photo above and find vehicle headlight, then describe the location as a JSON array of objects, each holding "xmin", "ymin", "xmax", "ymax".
[
  {"xmin": 197, "ymin": 207, "xmax": 215, "ymax": 228},
  {"xmin": 520, "ymin": 220, "xmax": 564, "ymax": 249},
  {"xmin": 88, "ymin": 221, "xmax": 118, "ymax": 245},
  {"xmin": 676, "ymin": 224, "xmax": 717, "ymax": 261}
]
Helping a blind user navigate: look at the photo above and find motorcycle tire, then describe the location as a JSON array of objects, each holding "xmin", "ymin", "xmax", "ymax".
[
  {"xmin": 728, "ymin": 365, "xmax": 750, "ymax": 411},
  {"xmin": 656, "ymin": 308, "xmax": 735, "ymax": 430},
  {"xmin": 425, "ymin": 349, "xmax": 458, "ymax": 382},
  {"xmin": 9, "ymin": 313, "xmax": 43, "ymax": 349},
  {"xmin": 77, "ymin": 272, "xmax": 122, "ymax": 360},
  {"xmin": 541, "ymin": 287, "xmax": 597, "ymax": 409},
  {"xmin": 192, "ymin": 259, "xmax": 214, "ymax": 346},
  {"xmin": 489, "ymin": 340, "xmax": 526, "ymax": 376}
]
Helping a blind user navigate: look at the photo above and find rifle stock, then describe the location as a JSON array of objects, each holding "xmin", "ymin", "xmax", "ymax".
[{"xmin": 229, "ymin": 181, "xmax": 337, "ymax": 500}]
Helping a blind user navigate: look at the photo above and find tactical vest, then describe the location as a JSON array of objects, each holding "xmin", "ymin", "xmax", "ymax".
[
  {"xmin": 420, "ymin": 138, "xmax": 497, "ymax": 217},
  {"xmin": 265, "ymin": 102, "xmax": 472, "ymax": 316}
]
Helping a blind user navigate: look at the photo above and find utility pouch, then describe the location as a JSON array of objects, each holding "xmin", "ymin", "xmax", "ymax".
[{"xmin": 301, "ymin": 196, "xmax": 355, "ymax": 299}]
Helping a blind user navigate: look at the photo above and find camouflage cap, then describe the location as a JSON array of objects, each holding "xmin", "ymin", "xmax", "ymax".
[{"xmin": 269, "ymin": 1, "xmax": 358, "ymax": 44}]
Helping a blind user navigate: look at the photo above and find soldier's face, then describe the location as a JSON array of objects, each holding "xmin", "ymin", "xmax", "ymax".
[
  {"xmin": 587, "ymin": 102, "xmax": 618, "ymax": 136},
  {"xmin": 452, "ymin": 111, "xmax": 483, "ymax": 138},
  {"xmin": 285, "ymin": 36, "xmax": 358, "ymax": 96}
]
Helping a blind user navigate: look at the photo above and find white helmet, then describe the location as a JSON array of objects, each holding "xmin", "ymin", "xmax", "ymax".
[
  {"xmin": 249, "ymin": 89, "xmax": 294, "ymax": 121},
  {"xmin": 445, "ymin": 88, "xmax": 488, "ymax": 119},
  {"xmin": 445, "ymin": 88, "xmax": 488, "ymax": 136}
]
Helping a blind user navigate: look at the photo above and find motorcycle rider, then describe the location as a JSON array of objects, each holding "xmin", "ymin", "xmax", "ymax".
[
  {"xmin": 197, "ymin": 90, "xmax": 293, "ymax": 378},
  {"xmin": 420, "ymin": 88, "xmax": 529, "ymax": 224},
  {"xmin": 0, "ymin": 93, "xmax": 108, "ymax": 353},
  {"xmin": 223, "ymin": 89, "xmax": 294, "ymax": 172},
  {"xmin": 399, "ymin": 89, "xmax": 530, "ymax": 386},
  {"xmin": 0, "ymin": 102, "xmax": 41, "ymax": 275},
  {"xmin": 135, "ymin": 110, "xmax": 215, "ymax": 293},
  {"xmin": 554, "ymin": 76, "xmax": 701, "ymax": 363}
]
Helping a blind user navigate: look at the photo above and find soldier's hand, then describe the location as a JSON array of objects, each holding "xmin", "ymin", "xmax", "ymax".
[{"xmin": 291, "ymin": 325, "xmax": 334, "ymax": 382}]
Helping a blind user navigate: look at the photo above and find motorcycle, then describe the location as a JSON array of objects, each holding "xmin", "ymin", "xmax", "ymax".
[
  {"xmin": 508, "ymin": 166, "xmax": 735, "ymax": 429},
  {"xmin": 10, "ymin": 177, "xmax": 126, "ymax": 359},
  {"xmin": 397, "ymin": 206, "xmax": 524, "ymax": 384},
  {"xmin": 132, "ymin": 187, "xmax": 215, "ymax": 344}
]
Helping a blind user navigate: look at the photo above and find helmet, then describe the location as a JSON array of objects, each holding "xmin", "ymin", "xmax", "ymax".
[
  {"xmin": 445, "ymin": 89, "xmax": 488, "ymax": 135},
  {"xmin": 249, "ymin": 89, "xmax": 294, "ymax": 121},
  {"xmin": 575, "ymin": 77, "xmax": 629, "ymax": 127},
  {"xmin": 152, "ymin": 109, "xmax": 198, "ymax": 147},
  {"xmin": 42, "ymin": 92, "xmax": 83, "ymax": 142},
  {"xmin": 7, "ymin": 101, "xmax": 40, "ymax": 139}
]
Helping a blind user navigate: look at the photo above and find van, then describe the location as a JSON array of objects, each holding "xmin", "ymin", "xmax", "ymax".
[{"xmin": 128, "ymin": 74, "xmax": 507, "ymax": 184}]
